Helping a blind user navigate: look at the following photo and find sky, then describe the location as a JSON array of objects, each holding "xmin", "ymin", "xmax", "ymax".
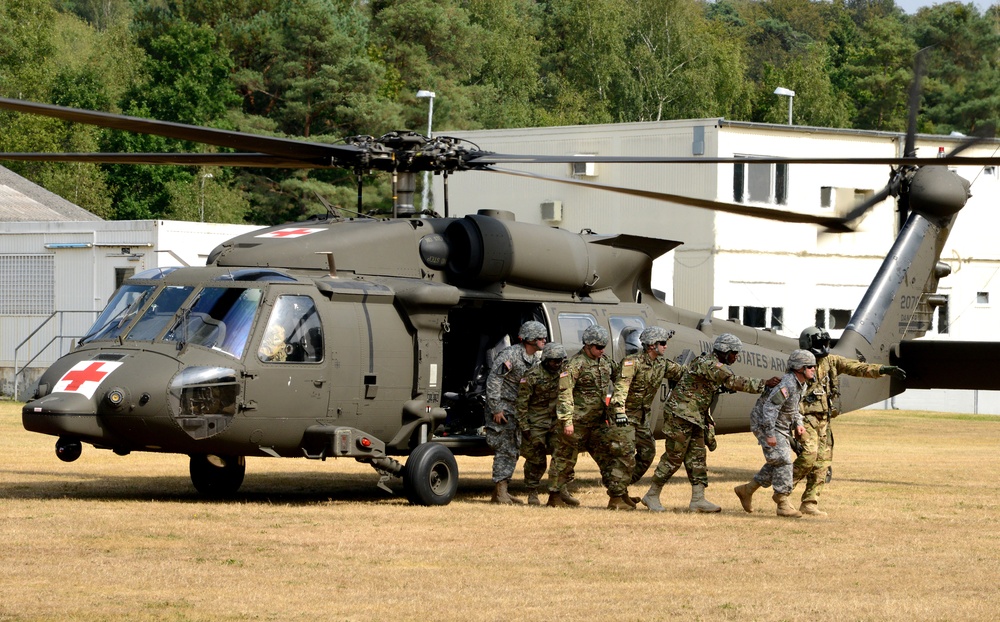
[{"xmin": 895, "ymin": 0, "xmax": 994, "ymax": 13}]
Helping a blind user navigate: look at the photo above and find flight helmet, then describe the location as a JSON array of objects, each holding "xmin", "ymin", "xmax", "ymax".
[{"xmin": 799, "ymin": 326, "xmax": 831, "ymax": 359}]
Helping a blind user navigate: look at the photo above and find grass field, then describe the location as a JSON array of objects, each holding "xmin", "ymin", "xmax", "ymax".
[{"xmin": 2, "ymin": 399, "xmax": 998, "ymax": 621}]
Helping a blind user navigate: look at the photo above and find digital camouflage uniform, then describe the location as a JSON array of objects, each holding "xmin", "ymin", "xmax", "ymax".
[
  {"xmin": 651, "ymin": 353, "xmax": 765, "ymax": 487},
  {"xmin": 550, "ymin": 349, "xmax": 633, "ymax": 497},
  {"xmin": 610, "ymin": 350, "xmax": 684, "ymax": 484},
  {"xmin": 793, "ymin": 354, "xmax": 883, "ymax": 503},
  {"xmin": 485, "ymin": 344, "xmax": 540, "ymax": 483},
  {"xmin": 750, "ymin": 372, "xmax": 805, "ymax": 495},
  {"xmin": 516, "ymin": 363, "xmax": 562, "ymax": 491}
]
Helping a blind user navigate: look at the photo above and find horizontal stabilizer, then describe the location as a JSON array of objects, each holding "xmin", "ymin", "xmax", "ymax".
[{"xmin": 895, "ymin": 340, "xmax": 1000, "ymax": 390}]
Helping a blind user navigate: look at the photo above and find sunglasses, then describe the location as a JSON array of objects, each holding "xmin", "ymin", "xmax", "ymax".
[
  {"xmin": 655, "ymin": 341, "xmax": 668, "ymax": 346},
  {"xmin": 591, "ymin": 344, "xmax": 606, "ymax": 350},
  {"xmin": 805, "ymin": 365, "xmax": 816, "ymax": 369}
]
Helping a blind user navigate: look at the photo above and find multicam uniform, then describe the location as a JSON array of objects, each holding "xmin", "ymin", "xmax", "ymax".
[
  {"xmin": 793, "ymin": 354, "xmax": 884, "ymax": 503},
  {"xmin": 610, "ymin": 350, "xmax": 684, "ymax": 483},
  {"xmin": 485, "ymin": 344, "xmax": 540, "ymax": 483},
  {"xmin": 750, "ymin": 373, "xmax": 805, "ymax": 495},
  {"xmin": 550, "ymin": 349, "xmax": 633, "ymax": 497},
  {"xmin": 651, "ymin": 353, "xmax": 765, "ymax": 487},
  {"xmin": 516, "ymin": 363, "xmax": 562, "ymax": 491}
]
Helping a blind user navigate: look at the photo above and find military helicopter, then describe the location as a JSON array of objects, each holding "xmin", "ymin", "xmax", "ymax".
[{"xmin": 2, "ymin": 71, "xmax": 996, "ymax": 505}]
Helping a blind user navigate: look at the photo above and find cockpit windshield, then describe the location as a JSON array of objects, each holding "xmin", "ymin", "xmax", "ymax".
[
  {"xmin": 162, "ymin": 287, "xmax": 262, "ymax": 358},
  {"xmin": 80, "ymin": 284, "xmax": 156, "ymax": 344}
]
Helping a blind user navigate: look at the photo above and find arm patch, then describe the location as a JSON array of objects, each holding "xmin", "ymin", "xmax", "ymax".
[{"xmin": 769, "ymin": 386, "xmax": 788, "ymax": 406}]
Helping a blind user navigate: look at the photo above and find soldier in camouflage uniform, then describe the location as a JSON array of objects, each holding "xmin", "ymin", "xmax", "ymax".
[
  {"xmin": 735, "ymin": 349, "xmax": 815, "ymax": 518},
  {"xmin": 548, "ymin": 325, "xmax": 635, "ymax": 510},
  {"xmin": 515, "ymin": 342, "xmax": 567, "ymax": 505},
  {"xmin": 485, "ymin": 320, "xmax": 548, "ymax": 504},
  {"xmin": 642, "ymin": 333, "xmax": 774, "ymax": 513},
  {"xmin": 790, "ymin": 326, "xmax": 906, "ymax": 516},
  {"xmin": 609, "ymin": 326, "xmax": 684, "ymax": 488}
]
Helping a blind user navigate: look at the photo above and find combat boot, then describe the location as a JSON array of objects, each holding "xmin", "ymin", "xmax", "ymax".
[
  {"xmin": 773, "ymin": 493, "xmax": 802, "ymax": 518},
  {"xmin": 641, "ymin": 482, "xmax": 665, "ymax": 512},
  {"xmin": 526, "ymin": 487, "xmax": 541, "ymax": 506},
  {"xmin": 799, "ymin": 500, "xmax": 827, "ymax": 517},
  {"xmin": 689, "ymin": 484, "xmax": 722, "ymax": 513},
  {"xmin": 733, "ymin": 480, "xmax": 761, "ymax": 513},
  {"xmin": 607, "ymin": 495, "xmax": 635, "ymax": 511},
  {"xmin": 494, "ymin": 479, "xmax": 522, "ymax": 505},
  {"xmin": 620, "ymin": 491, "xmax": 637, "ymax": 509},
  {"xmin": 558, "ymin": 488, "xmax": 581, "ymax": 507},
  {"xmin": 546, "ymin": 491, "xmax": 569, "ymax": 507}
]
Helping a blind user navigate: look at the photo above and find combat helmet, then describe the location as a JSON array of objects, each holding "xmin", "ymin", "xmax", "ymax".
[
  {"xmin": 787, "ymin": 349, "xmax": 817, "ymax": 371},
  {"xmin": 581, "ymin": 325, "xmax": 610, "ymax": 347},
  {"xmin": 640, "ymin": 326, "xmax": 675, "ymax": 348},
  {"xmin": 713, "ymin": 333, "xmax": 743, "ymax": 354},
  {"xmin": 799, "ymin": 326, "xmax": 831, "ymax": 359},
  {"xmin": 542, "ymin": 342, "xmax": 568, "ymax": 361},
  {"xmin": 518, "ymin": 320, "xmax": 548, "ymax": 342}
]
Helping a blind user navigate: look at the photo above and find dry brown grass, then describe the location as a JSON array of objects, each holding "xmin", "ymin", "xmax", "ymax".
[{"xmin": 1, "ymin": 399, "xmax": 998, "ymax": 621}]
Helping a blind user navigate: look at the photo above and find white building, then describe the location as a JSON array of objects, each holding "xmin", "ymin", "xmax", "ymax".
[
  {"xmin": 0, "ymin": 166, "xmax": 262, "ymax": 398},
  {"xmin": 437, "ymin": 120, "xmax": 1000, "ymax": 413}
]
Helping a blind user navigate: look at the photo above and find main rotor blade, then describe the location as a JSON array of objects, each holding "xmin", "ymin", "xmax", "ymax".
[
  {"xmin": 469, "ymin": 153, "xmax": 1000, "ymax": 167},
  {"xmin": 904, "ymin": 47, "xmax": 931, "ymax": 158},
  {"xmin": 826, "ymin": 181, "xmax": 897, "ymax": 232},
  {"xmin": 0, "ymin": 97, "xmax": 362, "ymax": 164},
  {"xmin": 0, "ymin": 152, "xmax": 332, "ymax": 168},
  {"xmin": 487, "ymin": 167, "xmax": 852, "ymax": 229}
]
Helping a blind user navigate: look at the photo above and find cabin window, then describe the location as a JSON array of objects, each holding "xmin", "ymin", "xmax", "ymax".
[
  {"xmin": 557, "ymin": 313, "xmax": 597, "ymax": 355},
  {"xmin": 610, "ymin": 316, "xmax": 646, "ymax": 359},
  {"xmin": 258, "ymin": 295, "xmax": 324, "ymax": 363}
]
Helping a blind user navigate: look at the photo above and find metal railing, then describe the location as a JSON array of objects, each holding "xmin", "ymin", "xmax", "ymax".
[{"xmin": 13, "ymin": 310, "xmax": 99, "ymax": 400}]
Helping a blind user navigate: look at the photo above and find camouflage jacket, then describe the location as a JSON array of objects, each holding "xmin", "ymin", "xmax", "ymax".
[
  {"xmin": 609, "ymin": 351, "xmax": 685, "ymax": 420},
  {"xmin": 665, "ymin": 353, "xmax": 765, "ymax": 428},
  {"xmin": 750, "ymin": 372, "xmax": 804, "ymax": 438},
  {"xmin": 557, "ymin": 349, "xmax": 613, "ymax": 426},
  {"xmin": 515, "ymin": 364, "xmax": 562, "ymax": 431},
  {"xmin": 800, "ymin": 354, "xmax": 883, "ymax": 416},
  {"xmin": 485, "ymin": 344, "xmax": 540, "ymax": 422}
]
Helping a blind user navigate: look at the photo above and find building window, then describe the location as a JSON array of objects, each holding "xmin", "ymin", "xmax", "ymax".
[
  {"xmin": 0, "ymin": 254, "xmax": 55, "ymax": 315},
  {"xmin": 771, "ymin": 307, "xmax": 783, "ymax": 330},
  {"xmin": 816, "ymin": 308, "xmax": 852, "ymax": 330},
  {"xmin": 734, "ymin": 160, "xmax": 788, "ymax": 205},
  {"xmin": 977, "ymin": 291, "xmax": 989, "ymax": 305},
  {"xmin": 115, "ymin": 267, "xmax": 135, "ymax": 290},
  {"xmin": 936, "ymin": 297, "xmax": 949, "ymax": 334},
  {"xmin": 815, "ymin": 309, "xmax": 825, "ymax": 329},
  {"xmin": 728, "ymin": 306, "xmax": 740, "ymax": 321},
  {"xmin": 730, "ymin": 305, "xmax": 782, "ymax": 330}
]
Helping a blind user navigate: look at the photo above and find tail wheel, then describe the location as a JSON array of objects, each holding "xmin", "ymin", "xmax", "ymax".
[
  {"xmin": 189, "ymin": 454, "xmax": 246, "ymax": 496},
  {"xmin": 402, "ymin": 442, "xmax": 458, "ymax": 506}
]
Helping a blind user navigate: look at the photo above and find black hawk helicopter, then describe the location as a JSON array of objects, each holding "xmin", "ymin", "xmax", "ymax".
[{"xmin": 3, "ymin": 70, "xmax": 996, "ymax": 505}]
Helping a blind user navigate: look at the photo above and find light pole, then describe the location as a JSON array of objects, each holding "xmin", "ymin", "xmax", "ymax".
[
  {"xmin": 774, "ymin": 87, "xmax": 795, "ymax": 125},
  {"xmin": 199, "ymin": 173, "xmax": 213, "ymax": 222},
  {"xmin": 416, "ymin": 89, "xmax": 435, "ymax": 213}
]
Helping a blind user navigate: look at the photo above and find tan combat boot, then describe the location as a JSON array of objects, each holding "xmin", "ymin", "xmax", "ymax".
[
  {"xmin": 559, "ymin": 487, "xmax": 581, "ymax": 507},
  {"xmin": 607, "ymin": 495, "xmax": 635, "ymax": 510},
  {"xmin": 494, "ymin": 479, "xmax": 522, "ymax": 505},
  {"xmin": 773, "ymin": 493, "xmax": 802, "ymax": 518},
  {"xmin": 546, "ymin": 491, "xmax": 569, "ymax": 507},
  {"xmin": 734, "ymin": 480, "xmax": 761, "ymax": 513},
  {"xmin": 799, "ymin": 500, "xmax": 828, "ymax": 516},
  {"xmin": 641, "ymin": 482, "xmax": 666, "ymax": 512},
  {"xmin": 526, "ymin": 487, "xmax": 540, "ymax": 506},
  {"xmin": 689, "ymin": 484, "xmax": 722, "ymax": 513},
  {"xmin": 620, "ymin": 492, "xmax": 637, "ymax": 509}
]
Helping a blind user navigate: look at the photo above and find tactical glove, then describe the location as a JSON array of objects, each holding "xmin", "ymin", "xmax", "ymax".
[
  {"xmin": 880, "ymin": 365, "xmax": 907, "ymax": 381},
  {"xmin": 613, "ymin": 412, "xmax": 629, "ymax": 427}
]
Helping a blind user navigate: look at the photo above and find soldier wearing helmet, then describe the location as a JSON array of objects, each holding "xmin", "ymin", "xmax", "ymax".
[
  {"xmin": 642, "ymin": 332, "xmax": 779, "ymax": 513},
  {"xmin": 735, "ymin": 349, "xmax": 816, "ymax": 518},
  {"xmin": 609, "ymin": 326, "xmax": 684, "ymax": 492},
  {"xmin": 548, "ymin": 325, "xmax": 634, "ymax": 509},
  {"xmin": 788, "ymin": 326, "xmax": 906, "ymax": 516},
  {"xmin": 485, "ymin": 320, "xmax": 549, "ymax": 504},
  {"xmin": 515, "ymin": 342, "xmax": 568, "ymax": 505}
]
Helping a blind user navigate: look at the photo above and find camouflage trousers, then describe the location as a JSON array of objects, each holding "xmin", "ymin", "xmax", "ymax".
[
  {"xmin": 520, "ymin": 420, "xmax": 559, "ymax": 490},
  {"xmin": 651, "ymin": 414, "xmax": 708, "ymax": 487},
  {"xmin": 792, "ymin": 415, "xmax": 833, "ymax": 503},
  {"xmin": 485, "ymin": 418, "xmax": 520, "ymax": 483},
  {"xmin": 630, "ymin": 412, "xmax": 656, "ymax": 485},
  {"xmin": 549, "ymin": 418, "xmax": 635, "ymax": 497},
  {"xmin": 752, "ymin": 430, "xmax": 795, "ymax": 495}
]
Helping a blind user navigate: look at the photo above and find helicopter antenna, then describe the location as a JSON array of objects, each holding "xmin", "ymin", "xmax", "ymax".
[{"xmin": 310, "ymin": 190, "xmax": 342, "ymax": 220}]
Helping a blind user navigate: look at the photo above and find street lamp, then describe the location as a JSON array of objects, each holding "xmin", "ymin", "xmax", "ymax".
[
  {"xmin": 199, "ymin": 173, "xmax": 213, "ymax": 222},
  {"xmin": 774, "ymin": 87, "xmax": 795, "ymax": 126},
  {"xmin": 416, "ymin": 90, "xmax": 435, "ymax": 213}
]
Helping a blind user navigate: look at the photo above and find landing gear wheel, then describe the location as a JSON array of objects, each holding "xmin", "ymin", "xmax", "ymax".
[
  {"xmin": 189, "ymin": 454, "xmax": 246, "ymax": 496},
  {"xmin": 402, "ymin": 442, "xmax": 458, "ymax": 506}
]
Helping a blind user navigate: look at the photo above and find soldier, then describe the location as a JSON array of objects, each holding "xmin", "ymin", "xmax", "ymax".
[
  {"xmin": 515, "ymin": 342, "xmax": 567, "ymax": 505},
  {"xmin": 791, "ymin": 326, "xmax": 906, "ymax": 516},
  {"xmin": 641, "ymin": 333, "xmax": 776, "ymax": 513},
  {"xmin": 735, "ymin": 349, "xmax": 815, "ymax": 518},
  {"xmin": 485, "ymin": 320, "xmax": 548, "ymax": 504},
  {"xmin": 548, "ymin": 325, "xmax": 635, "ymax": 510},
  {"xmin": 609, "ymin": 326, "xmax": 684, "ymax": 489}
]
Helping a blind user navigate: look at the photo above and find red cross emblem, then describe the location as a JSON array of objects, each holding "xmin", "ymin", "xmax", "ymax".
[
  {"xmin": 255, "ymin": 227, "xmax": 325, "ymax": 239},
  {"xmin": 53, "ymin": 361, "xmax": 123, "ymax": 399}
]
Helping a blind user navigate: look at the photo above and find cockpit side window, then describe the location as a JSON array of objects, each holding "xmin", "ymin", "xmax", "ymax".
[
  {"xmin": 80, "ymin": 284, "xmax": 157, "ymax": 344},
  {"xmin": 257, "ymin": 295, "xmax": 324, "ymax": 363},
  {"xmin": 126, "ymin": 286, "xmax": 195, "ymax": 341}
]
